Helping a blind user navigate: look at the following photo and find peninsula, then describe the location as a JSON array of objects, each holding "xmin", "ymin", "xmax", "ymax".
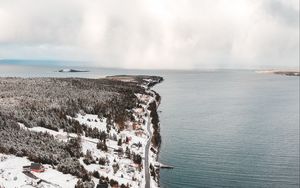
[{"xmin": 0, "ymin": 75, "xmax": 163, "ymax": 188}]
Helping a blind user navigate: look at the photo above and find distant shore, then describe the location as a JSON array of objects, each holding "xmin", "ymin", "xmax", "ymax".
[{"xmin": 256, "ymin": 70, "xmax": 300, "ymax": 76}]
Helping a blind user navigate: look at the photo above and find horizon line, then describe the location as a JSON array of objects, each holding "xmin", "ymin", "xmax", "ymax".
[{"xmin": 0, "ymin": 58, "xmax": 299, "ymax": 72}]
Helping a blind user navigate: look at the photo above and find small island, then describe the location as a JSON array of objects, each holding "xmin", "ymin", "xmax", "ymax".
[{"xmin": 58, "ymin": 68, "xmax": 90, "ymax": 73}]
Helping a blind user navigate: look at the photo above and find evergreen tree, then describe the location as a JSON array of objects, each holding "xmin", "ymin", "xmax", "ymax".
[{"xmin": 117, "ymin": 138, "xmax": 122, "ymax": 146}]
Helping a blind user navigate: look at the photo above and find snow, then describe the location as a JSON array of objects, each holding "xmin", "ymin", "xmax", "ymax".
[
  {"xmin": 0, "ymin": 154, "xmax": 32, "ymax": 188},
  {"xmin": 32, "ymin": 168, "xmax": 78, "ymax": 188},
  {"xmin": 20, "ymin": 121, "xmax": 148, "ymax": 187},
  {"xmin": 18, "ymin": 125, "xmax": 77, "ymax": 142},
  {"xmin": 0, "ymin": 154, "xmax": 78, "ymax": 188},
  {"xmin": 12, "ymin": 82, "xmax": 161, "ymax": 188},
  {"xmin": 68, "ymin": 114, "xmax": 107, "ymax": 132}
]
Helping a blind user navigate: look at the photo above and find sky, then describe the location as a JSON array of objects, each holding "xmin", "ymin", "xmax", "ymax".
[{"xmin": 0, "ymin": 0, "xmax": 299, "ymax": 70}]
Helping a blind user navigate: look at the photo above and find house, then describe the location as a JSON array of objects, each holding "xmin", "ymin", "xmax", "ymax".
[
  {"xmin": 135, "ymin": 130, "xmax": 144, "ymax": 137},
  {"xmin": 132, "ymin": 123, "xmax": 142, "ymax": 130},
  {"xmin": 114, "ymin": 147, "xmax": 124, "ymax": 157},
  {"xmin": 131, "ymin": 142, "xmax": 142, "ymax": 149},
  {"xmin": 124, "ymin": 136, "xmax": 132, "ymax": 144},
  {"xmin": 150, "ymin": 147, "xmax": 157, "ymax": 154},
  {"xmin": 23, "ymin": 163, "xmax": 45, "ymax": 173},
  {"xmin": 126, "ymin": 166, "xmax": 135, "ymax": 173}
]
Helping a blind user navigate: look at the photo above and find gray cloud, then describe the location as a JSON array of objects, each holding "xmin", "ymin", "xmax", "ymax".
[
  {"xmin": 264, "ymin": 0, "xmax": 299, "ymax": 27},
  {"xmin": 0, "ymin": 0, "xmax": 299, "ymax": 69}
]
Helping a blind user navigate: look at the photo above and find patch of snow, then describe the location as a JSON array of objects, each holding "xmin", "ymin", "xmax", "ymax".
[
  {"xmin": 68, "ymin": 114, "xmax": 107, "ymax": 132},
  {"xmin": 0, "ymin": 154, "xmax": 77, "ymax": 188}
]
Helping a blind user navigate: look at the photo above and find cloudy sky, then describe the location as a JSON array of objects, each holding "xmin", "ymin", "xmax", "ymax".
[{"xmin": 0, "ymin": 0, "xmax": 299, "ymax": 69}]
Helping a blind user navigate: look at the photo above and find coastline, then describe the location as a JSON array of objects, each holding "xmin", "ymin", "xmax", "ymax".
[
  {"xmin": 108, "ymin": 75, "xmax": 164, "ymax": 187},
  {"xmin": 145, "ymin": 86, "xmax": 162, "ymax": 188}
]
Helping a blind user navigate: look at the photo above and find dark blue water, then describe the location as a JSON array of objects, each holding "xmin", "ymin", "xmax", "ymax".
[
  {"xmin": 155, "ymin": 71, "xmax": 299, "ymax": 188},
  {"xmin": 0, "ymin": 64, "xmax": 299, "ymax": 187}
]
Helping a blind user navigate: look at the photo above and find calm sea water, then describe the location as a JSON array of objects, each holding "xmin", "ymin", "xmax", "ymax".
[
  {"xmin": 155, "ymin": 71, "xmax": 299, "ymax": 188},
  {"xmin": 0, "ymin": 63, "xmax": 299, "ymax": 188}
]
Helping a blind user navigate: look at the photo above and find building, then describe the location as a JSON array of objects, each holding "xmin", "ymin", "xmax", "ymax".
[
  {"xmin": 23, "ymin": 163, "xmax": 45, "ymax": 173},
  {"xmin": 132, "ymin": 123, "xmax": 142, "ymax": 130}
]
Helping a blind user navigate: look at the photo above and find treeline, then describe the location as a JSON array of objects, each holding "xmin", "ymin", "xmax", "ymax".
[{"xmin": 148, "ymin": 93, "xmax": 162, "ymax": 148}]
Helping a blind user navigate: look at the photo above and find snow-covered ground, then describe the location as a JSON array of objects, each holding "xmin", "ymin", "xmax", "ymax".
[
  {"xmin": 68, "ymin": 114, "xmax": 107, "ymax": 132},
  {"xmin": 5, "ymin": 79, "xmax": 161, "ymax": 188},
  {"xmin": 0, "ymin": 154, "xmax": 78, "ymax": 188}
]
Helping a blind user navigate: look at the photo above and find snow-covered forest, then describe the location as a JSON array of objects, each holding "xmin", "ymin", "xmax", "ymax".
[{"xmin": 0, "ymin": 76, "xmax": 163, "ymax": 188}]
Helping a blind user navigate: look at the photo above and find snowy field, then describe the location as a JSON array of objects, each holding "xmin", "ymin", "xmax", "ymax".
[{"xmin": 0, "ymin": 154, "xmax": 78, "ymax": 188}]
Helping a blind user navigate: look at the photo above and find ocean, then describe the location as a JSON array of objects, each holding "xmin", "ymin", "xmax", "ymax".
[{"xmin": 0, "ymin": 63, "xmax": 299, "ymax": 188}]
